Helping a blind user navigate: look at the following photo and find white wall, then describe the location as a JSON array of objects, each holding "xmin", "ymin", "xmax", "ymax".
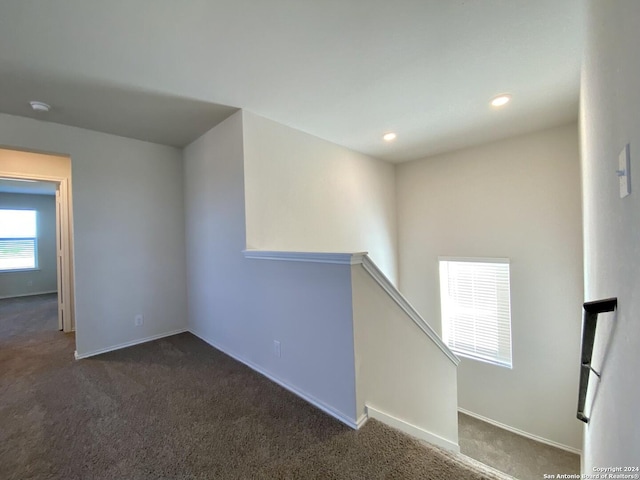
[
  {"xmin": 242, "ymin": 111, "xmax": 398, "ymax": 284},
  {"xmin": 184, "ymin": 112, "xmax": 358, "ymax": 424},
  {"xmin": 580, "ymin": 1, "xmax": 640, "ymax": 467},
  {"xmin": 397, "ymin": 124, "xmax": 584, "ymax": 450},
  {"xmin": 0, "ymin": 193, "xmax": 57, "ymax": 298},
  {"xmin": 0, "ymin": 114, "xmax": 188, "ymax": 356},
  {"xmin": 352, "ymin": 263, "xmax": 459, "ymax": 449}
]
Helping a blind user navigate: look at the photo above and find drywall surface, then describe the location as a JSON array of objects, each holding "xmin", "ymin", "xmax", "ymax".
[
  {"xmin": 0, "ymin": 193, "xmax": 57, "ymax": 298},
  {"xmin": 242, "ymin": 111, "xmax": 398, "ymax": 284},
  {"xmin": 352, "ymin": 264, "xmax": 458, "ymax": 448},
  {"xmin": 580, "ymin": 1, "xmax": 640, "ymax": 468},
  {"xmin": 183, "ymin": 111, "xmax": 358, "ymax": 424},
  {"xmin": 397, "ymin": 125, "xmax": 584, "ymax": 450},
  {"xmin": 0, "ymin": 113, "xmax": 188, "ymax": 356}
]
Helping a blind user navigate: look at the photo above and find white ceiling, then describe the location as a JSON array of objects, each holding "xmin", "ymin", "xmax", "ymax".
[
  {"xmin": 0, "ymin": 0, "xmax": 584, "ymax": 162},
  {"xmin": 0, "ymin": 179, "xmax": 57, "ymax": 195}
]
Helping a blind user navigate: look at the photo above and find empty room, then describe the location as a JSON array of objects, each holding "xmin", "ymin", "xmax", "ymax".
[{"xmin": 0, "ymin": 1, "xmax": 638, "ymax": 479}]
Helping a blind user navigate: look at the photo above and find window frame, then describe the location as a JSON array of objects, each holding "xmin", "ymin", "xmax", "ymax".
[
  {"xmin": 438, "ymin": 256, "xmax": 513, "ymax": 369},
  {"xmin": 0, "ymin": 209, "xmax": 39, "ymax": 273}
]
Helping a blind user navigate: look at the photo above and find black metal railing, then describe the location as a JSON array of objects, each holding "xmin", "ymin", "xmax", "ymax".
[{"xmin": 577, "ymin": 297, "xmax": 617, "ymax": 423}]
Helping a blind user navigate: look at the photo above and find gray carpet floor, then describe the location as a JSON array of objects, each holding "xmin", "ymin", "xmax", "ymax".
[
  {"xmin": 458, "ymin": 412, "xmax": 580, "ymax": 480},
  {"xmin": 1, "ymin": 294, "xmax": 513, "ymax": 480}
]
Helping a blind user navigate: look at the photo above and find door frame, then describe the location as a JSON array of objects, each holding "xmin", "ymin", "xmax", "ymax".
[{"xmin": 0, "ymin": 171, "xmax": 75, "ymax": 332}]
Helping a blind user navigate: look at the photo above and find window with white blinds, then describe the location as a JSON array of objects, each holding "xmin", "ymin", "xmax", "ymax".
[
  {"xmin": 0, "ymin": 209, "xmax": 38, "ymax": 271},
  {"xmin": 439, "ymin": 258, "xmax": 512, "ymax": 368}
]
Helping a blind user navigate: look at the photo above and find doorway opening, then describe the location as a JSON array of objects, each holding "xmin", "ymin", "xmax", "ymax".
[{"xmin": 0, "ymin": 148, "xmax": 75, "ymax": 341}]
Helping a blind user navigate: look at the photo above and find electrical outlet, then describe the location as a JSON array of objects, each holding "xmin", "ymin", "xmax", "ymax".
[
  {"xmin": 273, "ymin": 340, "xmax": 281, "ymax": 358},
  {"xmin": 27, "ymin": 280, "xmax": 33, "ymax": 287},
  {"xmin": 134, "ymin": 314, "xmax": 144, "ymax": 327}
]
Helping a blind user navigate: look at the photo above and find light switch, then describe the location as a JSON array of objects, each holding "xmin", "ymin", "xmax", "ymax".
[{"xmin": 618, "ymin": 143, "xmax": 631, "ymax": 198}]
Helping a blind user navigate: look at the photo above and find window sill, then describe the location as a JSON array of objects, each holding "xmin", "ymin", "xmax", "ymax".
[
  {"xmin": 0, "ymin": 268, "xmax": 41, "ymax": 275},
  {"xmin": 451, "ymin": 350, "xmax": 513, "ymax": 369}
]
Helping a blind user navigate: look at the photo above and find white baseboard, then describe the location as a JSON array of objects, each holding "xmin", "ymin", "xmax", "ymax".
[
  {"xmin": 74, "ymin": 328, "xmax": 188, "ymax": 360},
  {"xmin": 458, "ymin": 407, "xmax": 582, "ymax": 455},
  {"xmin": 356, "ymin": 413, "xmax": 368, "ymax": 429},
  {"xmin": 189, "ymin": 328, "xmax": 359, "ymax": 429},
  {"xmin": 366, "ymin": 405, "xmax": 460, "ymax": 452},
  {"xmin": 0, "ymin": 290, "xmax": 57, "ymax": 300}
]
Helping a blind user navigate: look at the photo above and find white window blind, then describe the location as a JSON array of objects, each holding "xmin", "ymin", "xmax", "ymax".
[
  {"xmin": 439, "ymin": 258, "xmax": 512, "ymax": 368},
  {"xmin": 0, "ymin": 209, "xmax": 38, "ymax": 271}
]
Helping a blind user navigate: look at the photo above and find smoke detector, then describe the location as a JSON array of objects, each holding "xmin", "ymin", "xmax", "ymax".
[{"xmin": 29, "ymin": 101, "xmax": 51, "ymax": 112}]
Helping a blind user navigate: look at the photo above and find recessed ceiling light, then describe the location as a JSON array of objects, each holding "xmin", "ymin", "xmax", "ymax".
[
  {"xmin": 491, "ymin": 94, "xmax": 511, "ymax": 107},
  {"xmin": 383, "ymin": 132, "xmax": 397, "ymax": 142},
  {"xmin": 29, "ymin": 101, "xmax": 51, "ymax": 112}
]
